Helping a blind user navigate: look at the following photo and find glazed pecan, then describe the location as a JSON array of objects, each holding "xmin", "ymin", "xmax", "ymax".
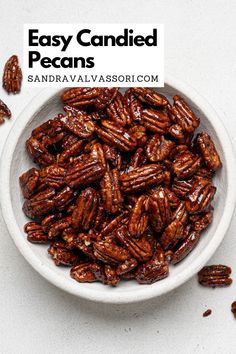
[
  {"xmin": 116, "ymin": 226, "xmax": 154, "ymax": 262},
  {"xmin": 194, "ymin": 132, "xmax": 222, "ymax": 171},
  {"xmin": 3, "ymin": 55, "xmax": 22, "ymax": 94},
  {"xmin": 54, "ymin": 186, "xmax": 75, "ymax": 211},
  {"xmin": 148, "ymin": 187, "xmax": 172, "ymax": 233},
  {"xmin": 172, "ymin": 201, "xmax": 188, "ymax": 225},
  {"xmin": 47, "ymin": 216, "xmax": 72, "ymax": 239},
  {"xmin": 24, "ymin": 222, "xmax": 48, "ymax": 243},
  {"xmin": 142, "ymin": 109, "xmax": 171, "ymax": 134},
  {"xmin": 104, "ymin": 265, "xmax": 120, "ymax": 286},
  {"xmin": 120, "ymin": 164, "xmax": 165, "ymax": 193},
  {"xmin": 131, "ymin": 87, "xmax": 168, "ymax": 107},
  {"xmin": 129, "ymin": 124, "xmax": 148, "ymax": 147},
  {"xmin": 94, "ymin": 239, "xmax": 130, "ymax": 265},
  {"xmin": 94, "ymin": 120, "xmax": 136, "ymax": 152},
  {"xmin": 159, "ymin": 219, "xmax": 185, "ymax": 250},
  {"xmin": 62, "ymin": 228, "xmax": 79, "ymax": 249},
  {"xmin": 171, "ymin": 231, "xmax": 200, "ymax": 264},
  {"xmin": 124, "ymin": 88, "xmax": 143, "ymax": 122},
  {"xmin": 198, "ymin": 265, "xmax": 232, "ymax": 287},
  {"xmin": 190, "ymin": 208, "xmax": 213, "ymax": 232},
  {"xmin": 72, "ymin": 187, "xmax": 98, "ymax": 230},
  {"xmin": 19, "ymin": 168, "xmax": 40, "ymax": 199},
  {"xmin": 39, "ymin": 164, "xmax": 66, "ymax": 189},
  {"xmin": 128, "ymin": 195, "xmax": 149, "ymax": 237},
  {"xmin": 145, "ymin": 134, "xmax": 174, "ymax": 162},
  {"xmin": 97, "ymin": 210, "xmax": 129, "ymax": 239},
  {"xmin": 116, "ymin": 258, "xmax": 138, "ymax": 275},
  {"xmin": 173, "ymin": 150, "xmax": 201, "ymax": 179},
  {"xmin": 130, "ymin": 148, "xmax": 147, "ymax": 168},
  {"xmin": 103, "ymin": 144, "xmax": 122, "ymax": 169},
  {"xmin": 168, "ymin": 96, "xmax": 200, "ymax": 133},
  {"xmin": 23, "ymin": 188, "xmax": 55, "ymax": 220},
  {"xmin": 26, "ymin": 137, "xmax": 56, "ymax": 166},
  {"xmin": 62, "ymin": 87, "xmax": 118, "ymax": 110},
  {"xmin": 106, "ymin": 91, "xmax": 131, "ymax": 126},
  {"xmin": 171, "ymin": 177, "xmax": 193, "ymax": 198},
  {"xmin": 61, "ymin": 106, "xmax": 94, "ymax": 138},
  {"xmin": 100, "ymin": 169, "xmax": 123, "ymax": 213},
  {"xmin": 135, "ymin": 243, "xmax": 169, "ymax": 284},
  {"xmin": 0, "ymin": 98, "xmax": 11, "ymax": 124},
  {"xmin": 48, "ymin": 241, "xmax": 80, "ymax": 266},
  {"xmin": 71, "ymin": 263, "xmax": 103, "ymax": 283},
  {"xmin": 185, "ymin": 178, "xmax": 216, "ymax": 214}
]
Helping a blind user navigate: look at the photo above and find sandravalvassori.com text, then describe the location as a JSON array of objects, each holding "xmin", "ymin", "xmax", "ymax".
[{"xmin": 27, "ymin": 74, "xmax": 159, "ymax": 84}]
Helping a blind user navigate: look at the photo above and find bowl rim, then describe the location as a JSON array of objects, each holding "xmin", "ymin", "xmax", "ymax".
[{"xmin": 1, "ymin": 75, "xmax": 236, "ymax": 304}]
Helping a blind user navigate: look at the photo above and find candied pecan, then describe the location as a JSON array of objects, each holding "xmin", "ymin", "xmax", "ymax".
[
  {"xmin": 159, "ymin": 219, "xmax": 185, "ymax": 250},
  {"xmin": 116, "ymin": 227, "xmax": 154, "ymax": 262},
  {"xmin": 190, "ymin": 208, "xmax": 213, "ymax": 232},
  {"xmin": 65, "ymin": 156, "xmax": 105, "ymax": 189},
  {"xmin": 93, "ymin": 205, "xmax": 107, "ymax": 232},
  {"xmin": 231, "ymin": 301, "xmax": 236, "ymax": 318},
  {"xmin": 62, "ymin": 87, "xmax": 118, "ymax": 110},
  {"xmin": 39, "ymin": 164, "xmax": 66, "ymax": 189},
  {"xmin": 120, "ymin": 164, "xmax": 165, "ymax": 193},
  {"xmin": 26, "ymin": 137, "xmax": 56, "ymax": 166},
  {"xmin": 164, "ymin": 187, "xmax": 180, "ymax": 208},
  {"xmin": 48, "ymin": 216, "xmax": 72, "ymax": 239},
  {"xmin": 32, "ymin": 117, "xmax": 64, "ymax": 141},
  {"xmin": 75, "ymin": 232, "xmax": 97, "ymax": 260},
  {"xmin": 24, "ymin": 222, "xmax": 49, "ymax": 244},
  {"xmin": 106, "ymin": 91, "xmax": 131, "ymax": 126},
  {"xmin": 129, "ymin": 124, "xmax": 148, "ymax": 147},
  {"xmin": 142, "ymin": 108, "xmax": 171, "ymax": 134},
  {"xmin": 116, "ymin": 258, "xmax": 138, "ymax": 275},
  {"xmin": 104, "ymin": 265, "xmax": 120, "ymax": 286},
  {"xmin": 167, "ymin": 96, "xmax": 200, "ymax": 133},
  {"xmin": 171, "ymin": 231, "xmax": 200, "ymax": 264},
  {"xmin": 172, "ymin": 201, "xmax": 188, "ymax": 225},
  {"xmin": 148, "ymin": 187, "xmax": 172, "ymax": 233},
  {"xmin": 194, "ymin": 132, "xmax": 222, "ymax": 171},
  {"xmin": 41, "ymin": 213, "xmax": 63, "ymax": 233},
  {"xmin": 100, "ymin": 169, "xmax": 123, "ymax": 213},
  {"xmin": 61, "ymin": 106, "xmax": 94, "ymax": 138},
  {"xmin": 128, "ymin": 195, "xmax": 149, "ymax": 237},
  {"xmin": 72, "ymin": 187, "xmax": 98, "ymax": 230},
  {"xmin": 97, "ymin": 210, "xmax": 129, "ymax": 240},
  {"xmin": 23, "ymin": 188, "xmax": 55, "ymax": 220},
  {"xmin": 62, "ymin": 228, "xmax": 79, "ymax": 249},
  {"xmin": 145, "ymin": 134, "xmax": 174, "ymax": 162},
  {"xmin": 94, "ymin": 239, "xmax": 130, "ymax": 265},
  {"xmin": 124, "ymin": 88, "xmax": 143, "ymax": 121},
  {"xmin": 129, "ymin": 148, "xmax": 147, "ymax": 168},
  {"xmin": 198, "ymin": 265, "xmax": 232, "ymax": 287},
  {"xmin": 164, "ymin": 250, "xmax": 174, "ymax": 263},
  {"xmin": 19, "ymin": 168, "xmax": 40, "ymax": 199},
  {"xmin": 135, "ymin": 243, "xmax": 169, "ymax": 284},
  {"xmin": 173, "ymin": 150, "xmax": 201, "ymax": 178},
  {"xmin": 203, "ymin": 309, "xmax": 212, "ymax": 317},
  {"xmin": 94, "ymin": 120, "xmax": 137, "ymax": 152},
  {"xmin": 0, "ymin": 99, "xmax": 11, "ymax": 124},
  {"xmin": 54, "ymin": 186, "xmax": 75, "ymax": 211},
  {"xmin": 172, "ymin": 177, "xmax": 193, "ymax": 198},
  {"xmin": 71, "ymin": 263, "xmax": 103, "ymax": 283},
  {"xmin": 186, "ymin": 178, "xmax": 216, "ymax": 214},
  {"xmin": 103, "ymin": 144, "xmax": 122, "ymax": 169},
  {"xmin": 48, "ymin": 241, "xmax": 80, "ymax": 266},
  {"xmin": 195, "ymin": 167, "xmax": 214, "ymax": 180},
  {"xmin": 131, "ymin": 87, "xmax": 168, "ymax": 107},
  {"xmin": 3, "ymin": 55, "xmax": 22, "ymax": 94}
]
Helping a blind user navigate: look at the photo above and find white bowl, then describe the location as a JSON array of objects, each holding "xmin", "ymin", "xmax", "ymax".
[{"xmin": 1, "ymin": 76, "xmax": 236, "ymax": 304}]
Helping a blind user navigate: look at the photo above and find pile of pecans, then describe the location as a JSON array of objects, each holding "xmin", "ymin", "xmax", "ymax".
[{"xmin": 20, "ymin": 87, "xmax": 222, "ymax": 286}]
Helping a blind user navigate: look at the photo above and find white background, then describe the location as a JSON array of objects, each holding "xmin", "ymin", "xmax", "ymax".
[{"xmin": 0, "ymin": 1, "xmax": 236, "ymax": 353}]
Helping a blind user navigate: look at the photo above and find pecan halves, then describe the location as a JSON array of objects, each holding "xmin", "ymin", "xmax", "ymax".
[
  {"xmin": 48, "ymin": 241, "xmax": 80, "ymax": 266},
  {"xmin": 94, "ymin": 120, "xmax": 137, "ymax": 152},
  {"xmin": 0, "ymin": 99, "xmax": 11, "ymax": 124},
  {"xmin": 131, "ymin": 87, "xmax": 168, "ymax": 107},
  {"xmin": 171, "ymin": 231, "xmax": 200, "ymax": 264},
  {"xmin": 124, "ymin": 88, "xmax": 143, "ymax": 121},
  {"xmin": 145, "ymin": 134, "xmax": 174, "ymax": 162},
  {"xmin": 71, "ymin": 263, "xmax": 103, "ymax": 283},
  {"xmin": 159, "ymin": 219, "xmax": 185, "ymax": 250},
  {"xmin": 24, "ymin": 222, "xmax": 49, "ymax": 244},
  {"xmin": 61, "ymin": 106, "xmax": 94, "ymax": 138},
  {"xmin": 194, "ymin": 132, "xmax": 222, "ymax": 171},
  {"xmin": 72, "ymin": 187, "xmax": 98, "ymax": 231},
  {"xmin": 100, "ymin": 169, "xmax": 123, "ymax": 214},
  {"xmin": 173, "ymin": 150, "xmax": 201, "ymax": 179},
  {"xmin": 116, "ymin": 227, "xmax": 154, "ymax": 262},
  {"xmin": 135, "ymin": 244, "xmax": 169, "ymax": 284},
  {"xmin": 62, "ymin": 87, "xmax": 118, "ymax": 110},
  {"xmin": 148, "ymin": 187, "xmax": 172, "ymax": 233},
  {"xmin": 19, "ymin": 168, "xmax": 40, "ymax": 199},
  {"xmin": 3, "ymin": 55, "xmax": 22, "ymax": 94},
  {"xmin": 97, "ymin": 210, "xmax": 129, "ymax": 240},
  {"xmin": 106, "ymin": 91, "xmax": 131, "ymax": 126},
  {"xmin": 190, "ymin": 208, "xmax": 213, "ymax": 232},
  {"xmin": 168, "ymin": 96, "xmax": 200, "ymax": 133},
  {"xmin": 39, "ymin": 164, "xmax": 66, "ymax": 189},
  {"xmin": 142, "ymin": 109, "xmax": 171, "ymax": 134},
  {"xmin": 93, "ymin": 240, "xmax": 130, "ymax": 265},
  {"xmin": 198, "ymin": 265, "xmax": 232, "ymax": 287},
  {"xmin": 119, "ymin": 164, "xmax": 166, "ymax": 193},
  {"xmin": 23, "ymin": 188, "xmax": 55, "ymax": 220},
  {"xmin": 116, "ymin": 258, "xmax": 138, "ymax": 275},
  {"xmin": 185, "ymin": 178, "xmax": 216, "ymax": 214},
  {"xmin": 128, "ymin": 195, "xmax": 149, "ymax": 237},
  {"xmin": 104, "ymin": 265, "xmax": 120, "ymax": 286}
]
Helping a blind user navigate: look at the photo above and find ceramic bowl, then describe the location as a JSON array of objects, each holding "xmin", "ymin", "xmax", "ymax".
[{"xmin": 1, "ymin": 76, "xmax": 236, "ymax": 303}]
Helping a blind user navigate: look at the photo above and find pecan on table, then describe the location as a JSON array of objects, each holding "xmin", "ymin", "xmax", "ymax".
[
  {"xmin": 198, "ymin": 265, "xmax": 232, "ymax": 287},
  {"xmin": 3, "ymin": 55, "xmax": 22, "ymax": 94},
  {"xmin": 231, "ymin": 301, "xmax": 236, "ymax": 318},
  {"xmin": 0, "ymin": 98, "xmax": 11, "ymax": 124}
]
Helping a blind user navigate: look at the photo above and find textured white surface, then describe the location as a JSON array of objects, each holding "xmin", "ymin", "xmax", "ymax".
[{"xmin": 1, "ymin": 0, "xmax": 236, "ymax": 353}]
